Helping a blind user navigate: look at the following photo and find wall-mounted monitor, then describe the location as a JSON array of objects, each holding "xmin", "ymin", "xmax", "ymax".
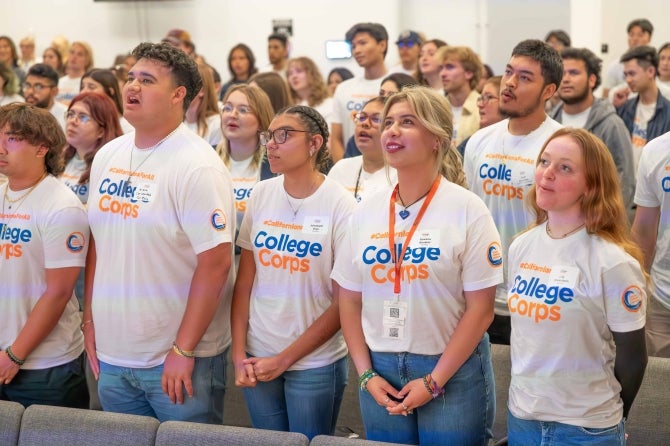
[{"xmin": 325, "ymin": 40, "xmax": 351, "ymax": 60}]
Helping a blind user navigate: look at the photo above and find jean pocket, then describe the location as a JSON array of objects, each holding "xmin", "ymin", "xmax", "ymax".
[{"xmin": 577, "ymin": 424, "xmax": 619, "ymax": 436}]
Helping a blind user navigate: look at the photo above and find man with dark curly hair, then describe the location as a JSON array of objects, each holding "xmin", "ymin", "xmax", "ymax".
[{"xmin": 84, "ymin": 42, "xmax": 236, "ymax": 423}]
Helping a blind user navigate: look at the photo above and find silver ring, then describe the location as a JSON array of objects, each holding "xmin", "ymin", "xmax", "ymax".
[
  {"xmin": 401, "ymin": 402, "xmax": 409, "ymax": 411},
  {"xmin": 384, "ymin": 397, "xmax": 390, "ymax": 404}
]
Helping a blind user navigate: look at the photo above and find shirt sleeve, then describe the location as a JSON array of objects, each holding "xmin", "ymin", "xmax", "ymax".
[
  {"xmin": 42, "ymin": 205, "xmax": 90, "ymax": 269},
  {"xmin": 330, "ymin": 211, "xmax": 362, "ymax": 292},
  {"xmin": 460, "ymin": 200, "xmax": 504, "ymax": 292},
  {"xmin": 634, "ymin": 143, "xmax": 661, "ymax": 207},
  {"xmin": 178, "ymin": 165, "xmax": 234, "ymax": 255},
  {"xmin": 602, "ymin": 260, "xmax": 647, "ymax": 333}
]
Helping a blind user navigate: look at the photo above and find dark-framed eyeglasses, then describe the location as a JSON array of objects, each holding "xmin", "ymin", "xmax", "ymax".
[{"xmin": 259, "ymin": 128, "xmax": 310, "ymax": 145}]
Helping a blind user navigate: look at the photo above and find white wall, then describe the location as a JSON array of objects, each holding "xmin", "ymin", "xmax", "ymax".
[{"xmin": 2, "ymin": 0, "xmax": 670, "ymax": 84}]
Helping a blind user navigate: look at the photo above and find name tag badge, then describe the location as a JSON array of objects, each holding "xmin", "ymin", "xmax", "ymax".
[
  {"xmin": 383, "ymin": 300, "xmax": 407, "ymax": 325},
  {"xmin": 511, "ymin": 169, "xmax": 533, "ymax": 188},
  {"xmin": 548, "ymin": 265, "xmax": 579, "ymax": 288},
  {"xmin": 417, "ymin": 229, "xmax": 439, "ymax": 246},
  {"xmin": 302, "ymin": 216, "xmax": 330, "ymax": 235},
  {"xmin": 134, "ymin": 182, "xmax": 157, "ymax": 203}
]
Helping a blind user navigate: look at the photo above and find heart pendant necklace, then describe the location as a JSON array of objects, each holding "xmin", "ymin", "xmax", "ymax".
[{"xmin": 397, "ymin": 188, "xmax": 430, "ymax": 220}]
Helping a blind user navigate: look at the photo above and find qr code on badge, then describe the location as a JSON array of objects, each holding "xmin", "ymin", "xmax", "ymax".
[
  {"xmin": 389, "ymin": 308, "xmax": 400, "ymax": 318},
  {"xmin": 389, "ymin": 328, "xmax": 399, "ymax": 338}
]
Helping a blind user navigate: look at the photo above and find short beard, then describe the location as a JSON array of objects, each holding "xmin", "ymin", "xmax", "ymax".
[
  {"xmin": 27, "ymin": 96, "xmax": 52, "ymax": 109},
  {"xmin": 499, "ymin": 93, "xmax": 544, "ymax": 119},
  {"xmin": 559, "ymin": 85, "xmax": 591, "ymax": 106}
]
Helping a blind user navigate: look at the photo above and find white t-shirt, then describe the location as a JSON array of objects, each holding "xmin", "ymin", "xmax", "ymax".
[
  {"xmin": 60, "ymin": 155, "xmax": 89, "ymax": 204},
  {"xmin": 301, "ymin": 97, "xmax": 334, "ymax": 130},
  {"xmin": 603, "ymin": 60, "xmax": 624, "ymax": 91},
  {"xmin": 185, "ymin": 113, "xmax": 223, "ymax": 147},
  {"xmin": 88, "ymin": 124, "xmax": 236, "ymax": 368},
  {"xmin": 332, "ymin": 76, "xmax": 385, "ymax": 144},
  {"xmin": 560, "ymin": 106, "xmax": 591, "ymax": 129},
  {"xmin": 237, "ymin": 175, "xmax": 355, "ymax": 370},
  {"xmin": 50, "ymin": 101, "xmax": 68, "ymax": 131},
  {"xmin": 56, "ymin": 75, "xmax": 81, "ymax": 104},
  {"xmin": 0, "ymin": 94, "xmax": 24, "ymax": 106},
  {"xmin": 631, "ymin": 101, "xmax": 656, "ymax": 172},
  {"xmin": 507, "ymin": 223, "xmax": 646, "ymax": 428},
  {"xmin": 229, "ymin": 155, "xmax": 260, "ymax": 233},
  {"xmin": 464, "ymin": 117, "xmax": 562, "ymax": 315},
  {"xmin": 0, "ymin": 176, "xmax": 88, "ymax": 369},
  {"xmin": 635, "ymin": 131, "xmax": 670, "ymax": 309},
  {"xmin": 119, "ymin": 116, "xmax": 134, "ymax": 134},
  {"xmin": 327, "ymin": 156, "xmax": 397, "ymax": 203},
  {"xmin": 331, "ymin": 177, "xmax": 503, "ymax": 354}
]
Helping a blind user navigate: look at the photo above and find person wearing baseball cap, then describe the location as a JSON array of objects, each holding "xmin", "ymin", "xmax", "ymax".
[{"xmin": 390, "ymin": 30, "xmax": 422, "ymax": 76}]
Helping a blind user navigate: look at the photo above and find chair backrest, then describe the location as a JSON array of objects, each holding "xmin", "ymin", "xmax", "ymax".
[
  {"xmin": 18, "ymin": 404, "xmax": 159, "ymax": 446},
  {"xmin": 156, "ymin": 421, "xmax": 310, "ymax": 446},
  {"xmin": 0, "ymin": 400, "xmax": 24, "ymax": 446},
  {"xmin": 311, "ymin": 435, "xmax": 408, "ymax": 446},
  {"xmin": 626, "ymin": 354, "xmax": 670, "ymax": 445}
]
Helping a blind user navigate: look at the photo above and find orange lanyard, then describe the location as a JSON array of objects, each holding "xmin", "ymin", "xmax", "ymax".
[{"xmin": 388, "ymin": 176, "xmax": 441, "ymax": 296}]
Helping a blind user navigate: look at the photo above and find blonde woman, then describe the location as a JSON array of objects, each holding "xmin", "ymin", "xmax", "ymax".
[
  {"xmin": 287, "ymin": 57, "xmax": 334, "ymax": 125},
  {"xmin": 57, "ymin": 41, "xmax": 94, "ymax": 105},
  {"xmin": 218, "ymin": 84, "xmax": 274, "ymax": 237},
  {"xmin": 333, "ymin": 86, "xmax": 499, "ymax": 445}
]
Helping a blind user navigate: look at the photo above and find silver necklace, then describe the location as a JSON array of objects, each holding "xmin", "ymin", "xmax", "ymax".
[
  {"xmin": 284, "ymin": 176, "xmax": 318, "ymax": 221},
  {"xmin": 127, "ymin": 126, "xmax": 180, "ymax": 186}
]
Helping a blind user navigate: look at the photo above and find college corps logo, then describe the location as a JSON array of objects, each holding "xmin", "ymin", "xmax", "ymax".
[
  {"xmin": 66, "ymin": 232, "xmax": 86, "ymax": 253},
  {"xmin": 210, "ymin": 209, "xmax": 227, "ymax": 231},
  {"xmin": 487, "ymin": 242, "xmax": 503, "ymax": 267},
  {"xmin": 621, "ymin": 285, "xmax": 644, "ymax": 312}
]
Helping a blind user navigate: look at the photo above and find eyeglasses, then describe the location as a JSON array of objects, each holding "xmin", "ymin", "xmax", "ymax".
[
  {"xmin": 259, "ymin": 128, "xmax": 309, "ymax": 145},
  {"xmin": 22, "ymin": 82, "xmax": 55, "ymax": 92},
  {"xmin": 65, "ymin": 111, "xmax": 93, "ymax": 124},
  {"xmin": 354, "ymin": 113, "xmax": 382, "ymax": 125},
  {"xmin": 476, "ymin": 94, "xmax": 499, "ymax": 106},
  {"xmin": 397, "ymin": 41, "xmax": 417, "ymax": 49},
  {"xmin": 222, "ymin": 103, "xmax": 253, "ymax": 115}
]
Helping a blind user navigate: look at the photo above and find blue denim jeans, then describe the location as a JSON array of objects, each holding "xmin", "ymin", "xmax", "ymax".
[
  {"xmin": 98, "ymin": 348, "xmax": 226, "ymax": 423},
  {"xmin": 0, "ymin": 354, "xmax": 88, "ymax": 409},
  {"xmin": 360, "ymin": 335, "xmax": 494, "ymax": 446},
  {"xmin": 507, "ymin": 410, "xmax": 625, "ymax": 446},
  {"xmin": 242, "ymin": 355, "xmax": 348, "ymax": 440}
]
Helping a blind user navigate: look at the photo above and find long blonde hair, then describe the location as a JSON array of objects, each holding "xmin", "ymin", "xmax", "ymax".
[
  {"xmin": 287, "ymin": 57, "xmax": 329, "ymax": 107},
  {"xmin": 382, "ymin": 86, "xmax": 466, "ymax": 187},
  {"xmin": 216, "ymin": 84, "xmax": 274, "ymax": 170},
  {"xmin": 527, "ymin": 128, "xmax": 646, "ymax": 274}
]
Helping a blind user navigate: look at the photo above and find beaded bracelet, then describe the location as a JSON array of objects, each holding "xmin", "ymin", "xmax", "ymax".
[
  {"xmin": 358, "ymin": 368, "xmax": 378, "ymax": 392},
  {"xmin": 424, "ymin": 374, "xmax": 445, "ymax": 399},
  {"xmin": 172, "ymin": 342, "xmax": 196, "ymax": 358},
  {"xmin": 5, "ymin": 346, "xmax": 26, "ymax": 366}
]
